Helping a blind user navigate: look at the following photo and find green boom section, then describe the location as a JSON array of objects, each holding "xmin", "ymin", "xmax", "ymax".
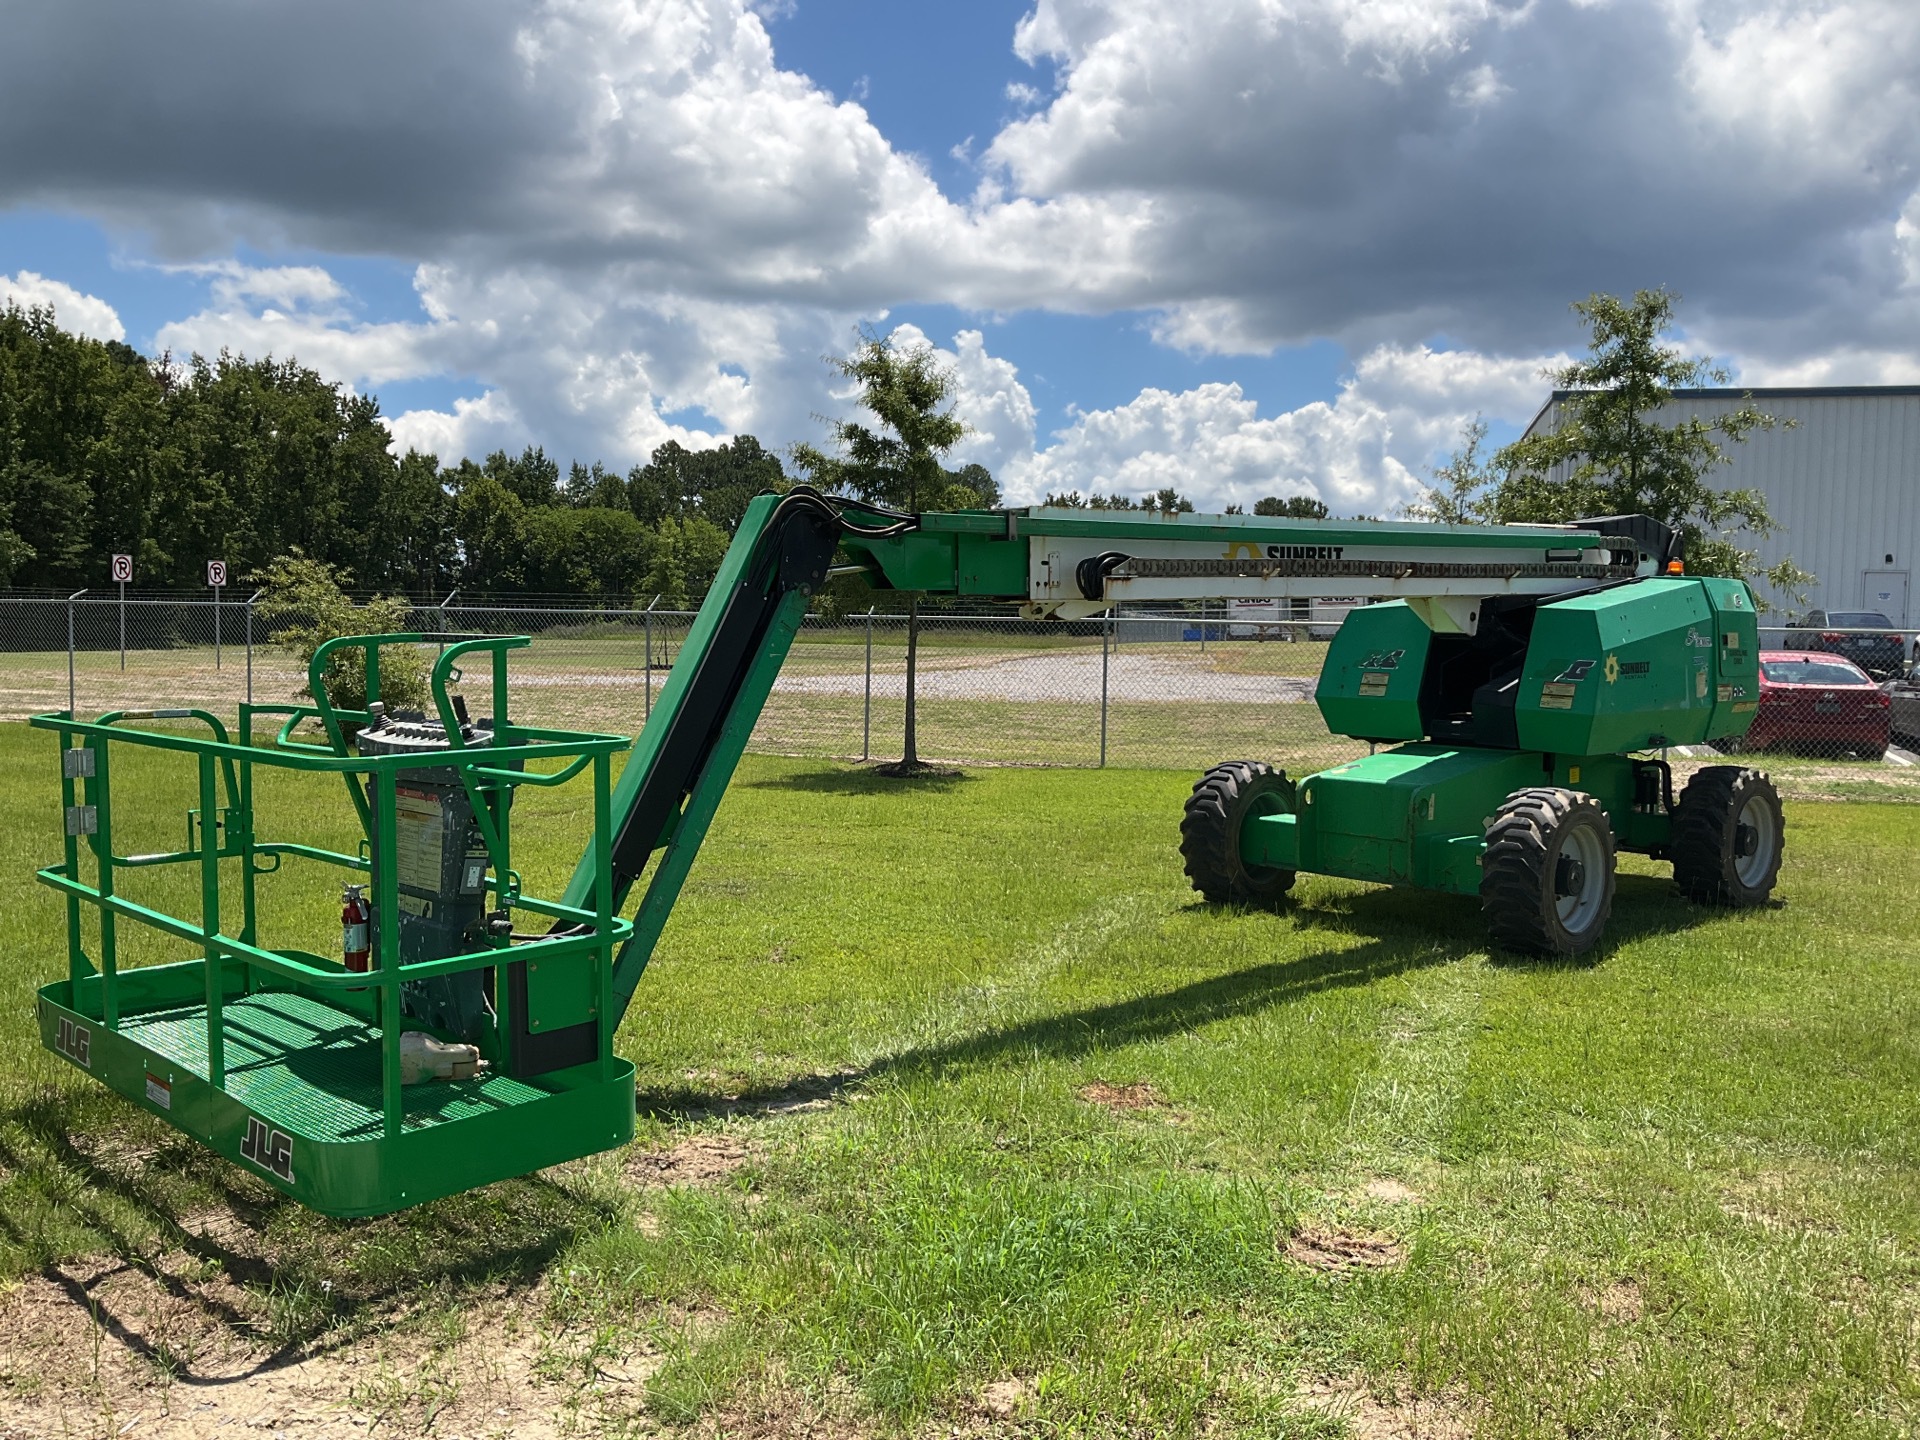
[{"xmin": 556, "ymin": 489, "xmax": 843, "ymax": 1013}]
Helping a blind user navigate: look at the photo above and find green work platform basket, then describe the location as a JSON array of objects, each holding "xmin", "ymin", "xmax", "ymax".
[{"xmin": 33, "ymin": 632, "xmax": 638, "ymax": 1217}]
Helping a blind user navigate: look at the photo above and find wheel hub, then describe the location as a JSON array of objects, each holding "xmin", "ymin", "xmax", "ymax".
[
  {"xmin": 1554, "ymin": 855, "xmax": 1586, "ymax": 897},
  {"xmin": 1734, "ymin": 822, "xmax": 1759, "ymax": 858}
]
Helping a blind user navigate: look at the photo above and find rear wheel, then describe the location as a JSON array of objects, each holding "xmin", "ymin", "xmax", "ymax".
[
  {"xmin": 1670, "ymin": 766, "xmax": 1783, "ymax": 907},
  {"xmin": 1181, "ymin": 761, "xmax": 1297, "ymax": 906},
  {"xmin": 1480, "ymin": 788, "xmax": 1617, "ymax": 957}
]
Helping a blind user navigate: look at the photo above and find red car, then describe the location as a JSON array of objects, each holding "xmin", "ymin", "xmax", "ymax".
[{"xmin": 1716, "ymin": 651, "xmax": 1891, "ymax": 759}]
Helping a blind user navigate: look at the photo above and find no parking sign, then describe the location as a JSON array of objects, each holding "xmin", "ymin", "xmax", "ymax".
[
  {"xmin": 111, "ymin": 553, "xmax": 132, "ymax": 584},
  {"xmin": 208, "ymin": 560, "xmax": 229, "ymax": 670}
]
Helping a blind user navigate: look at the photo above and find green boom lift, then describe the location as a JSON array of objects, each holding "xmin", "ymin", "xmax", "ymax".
[{"xmin": 34, "ymin": 489, "xmax": 1782, "ymax": 1214}]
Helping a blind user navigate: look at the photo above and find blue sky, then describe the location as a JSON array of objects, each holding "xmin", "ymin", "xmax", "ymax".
[
  {"xmin": 768, "ymin": 0, "xmax": 1043, "ymax": 197},
  {"xmin": 2, "ymin": 0, "xmax": 1915, "ymax": 513}
]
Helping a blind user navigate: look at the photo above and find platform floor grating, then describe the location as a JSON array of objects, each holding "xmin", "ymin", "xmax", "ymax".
[{"xmin": 117, "ymin": 990, "xmax": 555, "ymax": 1141}]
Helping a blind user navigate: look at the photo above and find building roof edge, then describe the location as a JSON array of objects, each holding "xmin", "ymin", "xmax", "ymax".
[{"xmin": 1543, "ymin": 384, "xmax": 1920, "ymax": 402}]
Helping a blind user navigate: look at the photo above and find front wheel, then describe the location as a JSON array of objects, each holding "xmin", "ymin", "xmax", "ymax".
[
  {"xmin": 1480, "ymin": 788, "xmax": 1617, "ymax": 957},
  {"xmin": 1181, "ymin": 761, "xmax": 1297, "ymax": 907},
  {"xmin": 1670, "ymin": 766, "xmax": 1783, "ymax": 907}
]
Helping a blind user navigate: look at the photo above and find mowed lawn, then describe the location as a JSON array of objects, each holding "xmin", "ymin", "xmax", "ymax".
[{"xmin": 0, "ymin": 719, "xmax": 1913, "ymax": 1437}]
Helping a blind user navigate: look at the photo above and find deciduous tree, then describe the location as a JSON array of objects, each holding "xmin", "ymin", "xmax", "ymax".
[
  {"xmin": 1484, "ymin": 290, "xmax": 1806, "ymax": 599},
  {"xmin": 793, "ymin": 329, "xmax": 969, "ymax": 774}
]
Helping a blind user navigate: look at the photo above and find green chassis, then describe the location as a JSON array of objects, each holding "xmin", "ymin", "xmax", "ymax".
[{"xmin": 1242, "ymin": 747, "xmax": 1667, "ymax": 894}]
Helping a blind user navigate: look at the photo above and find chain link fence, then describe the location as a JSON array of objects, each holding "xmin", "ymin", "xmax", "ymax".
[{"xmin": 3, "ymin": 594, "xmax": 1916, "ymax": 801}]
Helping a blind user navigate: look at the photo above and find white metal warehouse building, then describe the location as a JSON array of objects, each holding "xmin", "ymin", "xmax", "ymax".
[{"xmin": 1519, "ymin": 386, "xmax": 1920, "ymax": 624}]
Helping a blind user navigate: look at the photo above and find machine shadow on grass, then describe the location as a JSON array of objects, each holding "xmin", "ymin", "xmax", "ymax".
[
  {"xmin": 639, "ymin": 877, "xmax": 1734, "ymax": 1122},
  {"xmin": 739, "ymin": 763, "xmax": 977, "ymax": 796},
  {"xmin": 0, "ymin": 1087, "xmax": 623, "ymax": 1374},
  {"xmin": 1480, "ymin": 871, "xmax": 1755, "ymax": 970},
  {"xmin": 630, "ymin": 905, "xmax": 1471, "ymax": 1122}
]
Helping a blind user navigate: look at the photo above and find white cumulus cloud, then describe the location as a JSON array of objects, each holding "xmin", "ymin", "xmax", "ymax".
[
  {"xmin": 882, "ymin": 324, "xmax": 1039, "ymax": 483},
  {"xmin": 990, "ymin": 336, "xmax": 1562, "ymax": 516},
  {"xmin": 2, "ymin": 271, "xmax": 125, "ymax": 342}
]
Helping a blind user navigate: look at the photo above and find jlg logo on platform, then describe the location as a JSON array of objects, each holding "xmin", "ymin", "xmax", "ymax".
[
  {"xmin": 53, "ymin": 1016, "xmax": 90, "ymax": 1069},
  {"xmin": 240, "ymin": 1116, "xmax": 295, "ymax": 1182}
]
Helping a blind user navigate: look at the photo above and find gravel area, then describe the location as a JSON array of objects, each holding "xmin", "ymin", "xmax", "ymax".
[{"xmin": 774, "ymin": 651, "xmax": 1321, "ymax": 704}]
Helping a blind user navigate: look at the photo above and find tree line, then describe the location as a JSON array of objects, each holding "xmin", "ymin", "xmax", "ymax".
[
  {"xmin": 0, "ymin": 304, "xmax": 999, "ymax": 602},
  {"xmin": 3, "ymin": 288, "xmax": 1796, "ymax": 607}
]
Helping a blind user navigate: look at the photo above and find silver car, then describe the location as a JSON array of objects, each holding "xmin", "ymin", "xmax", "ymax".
[{"xmin": 1886, "ymin": 664, "xmax": 1920, "ymax": 748}]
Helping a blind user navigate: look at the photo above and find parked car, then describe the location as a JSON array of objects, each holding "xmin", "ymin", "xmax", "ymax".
[
  {"xmin": 1886, "ymin": 663, "xmax": 1920, "ymax": 749},
  {"xmin": 1782, "ymin": 610, "xmax": 1906, "ymax": 677},
  {"xmin": 1716, "ymin": 652, "xmax": 1891, "ymax": 759}
]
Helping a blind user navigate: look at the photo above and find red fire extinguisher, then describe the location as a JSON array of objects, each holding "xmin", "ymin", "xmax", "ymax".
[{"xmin": 342, "ymin": 884, "xmax": 371, "ymax": 974}]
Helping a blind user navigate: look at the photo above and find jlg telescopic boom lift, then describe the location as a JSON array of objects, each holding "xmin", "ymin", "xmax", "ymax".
[{"xmin": 34, "ymin": 490, "xmax": 1782, "ymax": 1214}]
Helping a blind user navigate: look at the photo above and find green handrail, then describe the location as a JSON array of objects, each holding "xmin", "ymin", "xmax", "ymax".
[
  {"xmin": 424, "ymin": 634, "xmax": 534, "ymax": 863},
  {"xmin": 35, "ymin": 712, "xmax": 628, "ymax": 773},
  {"xmin": 96, "ymin": 708, "xmax": 241, "ymax": 816}
]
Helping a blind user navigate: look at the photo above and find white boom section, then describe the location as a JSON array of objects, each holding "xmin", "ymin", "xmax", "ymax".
[{"xmin": 1016, "ymin": 513, "xmax": 1659, "ymax": 630}]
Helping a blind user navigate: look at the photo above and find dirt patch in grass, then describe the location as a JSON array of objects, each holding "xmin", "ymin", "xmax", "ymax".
[
  {"xmin": 1283, "ymin": 1224, "xmax": 1405, "ymax": 1274},
  {"xmin": 1296, "ymin": 1376, "xmax": 1470, "ymax": 1439},
  {"xmin": 0, "ymin": 1259, "xmax": 652, "ymax": 1439},
  {"xmin": 975, "ymin": 1376, "xmax": 1032, "ymax": 1419},
  {"xmin": 627, "ymin": 1131, "xmax": 751, "ymax": 1188},
  {"xmin": 645, "ymin": 1067, "xmax": 865, "ymax": 1123},
  {"xmin": 1360, "ymin": 1177, "xmax": 1424, "ymax": 1205},
  {"xmin": 1586, "ymin": 1279, "xmax": 1645, "ymax": 1323},
  {"xmin": 1716, "ymin": 1169, "xmax": 1843, "ymax": 1235},
  {"xmin": 1077, "ymin": 1080, "xmax": 1169, "ymax": 1112}
]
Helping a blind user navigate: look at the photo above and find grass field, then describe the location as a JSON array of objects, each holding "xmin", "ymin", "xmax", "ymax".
[{"xmin": 0, "ymin": 722, "xmax": 1915, "ymax": 1437}]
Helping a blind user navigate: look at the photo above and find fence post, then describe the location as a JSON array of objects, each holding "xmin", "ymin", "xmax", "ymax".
[
  {"xmin": 1100, "ymin": 609, "xmax": 1112, "ymax": 768},
  {"xmin": 436, "ymin": 590, "xmax": 458, "ymax": 658},
  {"xmin": 66, "ymin": 589, "xmax": 86, "ymax": 716},
  {"xmin": 644, "ymin": 594, "xmax": 660, "ymax": 721},
  {"xmin": 244, "ymin": 589, "xmax": 261, "ymax": 706},
  {"xmin": 863, "ymin": 606, "xmax": 875, "ymax": 761}
]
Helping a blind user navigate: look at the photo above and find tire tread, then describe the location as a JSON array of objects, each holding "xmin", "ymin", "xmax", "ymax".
[
  {"xmin": 1479, "ymin": 786, "xmax": 1616, "ymax": 956},
  {"xmin": 1670, "ymin": 765, "xmax": 1783, "ymax": 907},
  {"xmin": 1181, "ymin": 761, "xmax": 1296, "ymax": 906}
]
